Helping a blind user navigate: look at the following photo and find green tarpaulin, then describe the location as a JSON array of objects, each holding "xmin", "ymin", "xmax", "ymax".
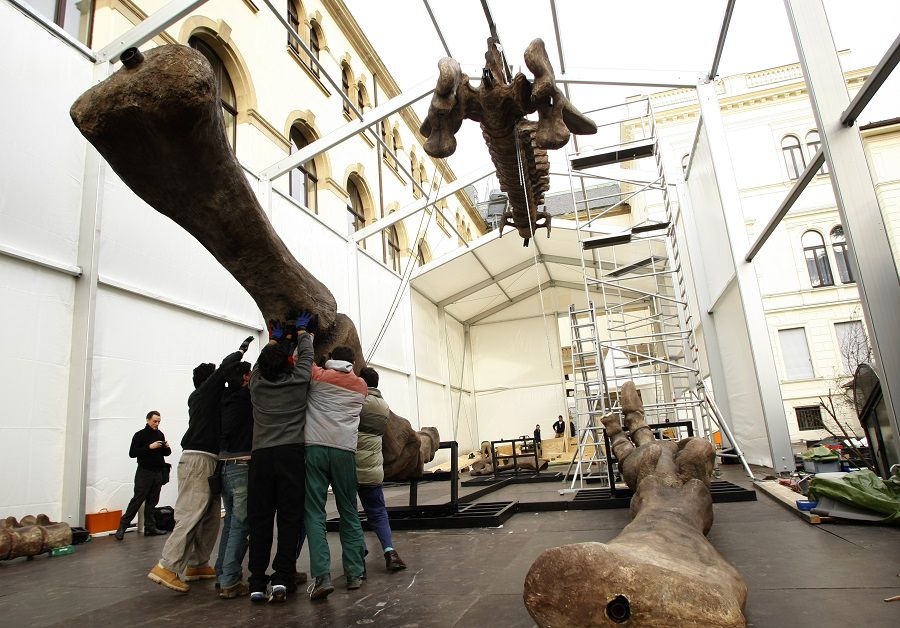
[
  {"xmin": 801, "ymin": 445, "xmax": 840, "ymax": 461},
  {"xmin": 809, "ymin": 469, "xmax": 900, "ymax": 524}
]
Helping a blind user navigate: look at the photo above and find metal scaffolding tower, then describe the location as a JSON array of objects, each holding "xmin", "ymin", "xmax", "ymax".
[{"xmin": 563, "ymin": 99, "xmax": 752, "ymax": 491}]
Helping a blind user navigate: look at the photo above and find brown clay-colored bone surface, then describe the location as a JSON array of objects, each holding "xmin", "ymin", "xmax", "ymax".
[
  {"xmin": 0, "ymin": 514, "xmax": 72, "ymax": 560},
  {"xmin": 70, "ymin": 45, "xmax": 435, "ymax": 480},
  {"xmin": 524, "ymin": 382, "xmax": 747, "ymax": 627},
  {"xmin": 420, "ymin": 38, "xmax": 596, "ymax": 245}
]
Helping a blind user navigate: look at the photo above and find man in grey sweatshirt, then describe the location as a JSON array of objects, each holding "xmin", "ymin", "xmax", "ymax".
[{"xmin": 246, "ymin": 313, "xmax": 315, "ymax": 602}]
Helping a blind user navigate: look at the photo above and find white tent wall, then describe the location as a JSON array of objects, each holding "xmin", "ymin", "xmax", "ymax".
[
  {"xmin": 0, "ymin": 4, "xmax": 93, "ymax": 520},
  {"xmin": 470, "ymin": 316, "xmax": 566, "ymax": 444}
]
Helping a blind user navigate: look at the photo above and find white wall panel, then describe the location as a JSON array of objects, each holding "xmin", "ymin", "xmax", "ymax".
[
  {"xmin": 474, "ymin": 384, "xmax": 562, "ymax": 443},
  {"xmin": 471, "ymin": 317, "xmax": 562, "ymax": 390},
  {"xmin": 412, "ymin": 290, "xmax": 444, "ymax": 382},
  {"xmin": 416, "ymin": 378, "xmax": 451, "ymax": 447},
  {"xmin": 0, "ymin": 2, "xmax": 91, "ymax": 268},
  {"xmin": 99, "ymin": 170, "xmax": 260, "ymax": 324},
  {"xmin": 357, "ymin": 252, "xmax": 408, "ymax": 369},
  {"xmin": 0, "ymin": 257, "xmax": 75, "ymax": 519},
  {"xmin": 86, "ymin": 287, "xmax": 263, "ymax": 514}
]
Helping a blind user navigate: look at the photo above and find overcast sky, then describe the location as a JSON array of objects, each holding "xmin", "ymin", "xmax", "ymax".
[{"xmin": 343, "ymin": 0, "xmax": 900, "ymax": 198}]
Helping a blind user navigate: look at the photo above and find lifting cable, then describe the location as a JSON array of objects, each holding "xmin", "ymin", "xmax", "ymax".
[
  {"xmin": 365, "ymin": 165, "xmax": 443, "ymax": 363},
  {"xmin": 514, "ymin": 121, "xmax": 555, "ymax": 370}
]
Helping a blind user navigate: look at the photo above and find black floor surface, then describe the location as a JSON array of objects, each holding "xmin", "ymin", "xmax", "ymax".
[{"xmin": 1, "ymin": 468, "xmax": 898, "ymax": 627}]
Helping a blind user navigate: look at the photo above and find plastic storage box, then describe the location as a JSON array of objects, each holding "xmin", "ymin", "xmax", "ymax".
[{"xmin": 803, "ymin": 460, "xmax": 840, "ymax": 474}]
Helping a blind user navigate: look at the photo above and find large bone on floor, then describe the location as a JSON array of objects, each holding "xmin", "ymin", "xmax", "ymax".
[
  {"xmin": 70, "ymin": 45, "xmax": 436, "ymax": 480},
  {"xmin": 523, "ymin": 382, "xmax": 747, "ymax": 627}
]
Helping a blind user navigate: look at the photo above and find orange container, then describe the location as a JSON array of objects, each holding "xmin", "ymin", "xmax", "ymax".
[{"xmin": 85, "ymin": 509, "xmax": 122, "ymax": 534}]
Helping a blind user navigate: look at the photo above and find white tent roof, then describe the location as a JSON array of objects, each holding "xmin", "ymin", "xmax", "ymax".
[{"xmin": 410, "ymin": 220, "xmax": 668, "ymax": 325}]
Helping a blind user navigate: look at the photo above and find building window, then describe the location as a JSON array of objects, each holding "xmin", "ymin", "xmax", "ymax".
[
  {"xmin": 357, "ymin": 82, "xmax": 367, "ymax": 114},
  {"xmin": 795, "ymin": 406, "xmax": 824, "ymax": 431},
  {"xmin": 835, "ymin": 320, "xmax": 868, "ymax": 374},
  {"xmin": 416, "ymin": 241, "xmax": 428, "ymax": 267},
  {"xmin": 287, "ymin": 0, "xmax": 301, "ymax": 54},
  {"xmin": 802, "ymin": 230, "xmax": 833, "ymax": 288},
  {"xmin": 30, "ymin": 0, "xmax": 93, "ymax": 45},
  {"xmin": 830, "ymin": 225, "xmax": 853, "ymax": 284},
  {"xmin": 805, "ymin": 130, "xmax": 828, "ymax": 175},
  {"xmin": 189, "ymin": 37, "xmax": 237, "ymax": 151},
  {"xmin": 289, "ymin": 125, "xmax": 318, "ymax": 213},
  {"xmin": 778, "ymin": 327, "xmax": 815, "ymax": 380},
  {"xmin": 681, "ymin": 153, "xmax": 690, "ymax": 177},
  {"xmin": 347, "ymin": 179, "xmax": 366, "ymax": 235},
  {"xmin": 384, "ymin": 226, "xmax": 401, "ymax": 272},
  {"xmin": 341, "ymin": 65, "xmax": 352, "ymax": 115},
  {"xmin": 781, "ymin": 134, "xmax": 805, "ymax": 180},
  {"xmin": 309, "ymin": 22, "xmax": 321, "ymax": 77}
]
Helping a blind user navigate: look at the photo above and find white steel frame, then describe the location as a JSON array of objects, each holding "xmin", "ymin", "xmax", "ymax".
[{"xmin": 30, "ymin": 0, "xmax": 898, "ymax": 521}]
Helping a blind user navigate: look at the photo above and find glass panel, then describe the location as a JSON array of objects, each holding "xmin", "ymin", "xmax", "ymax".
[
  {"xmin": 782, "ymin": 135, "xmax": 804, "ymax": 180},
  {"xmin": 778, "ymin": 328, "xmax": 815, "ymax": 380},
  {"xmin": 835, "ymin": 321, "xmax": 868, "ymax": 374}
]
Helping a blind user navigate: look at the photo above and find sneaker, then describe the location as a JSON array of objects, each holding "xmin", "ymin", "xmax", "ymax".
[
  {"xmin": 346, "ymin": 575, "xmax": 362, "ymax": 590},
  {"xmin": 308, "ymin": 574, "xmax": 334, "ymax": 601},
  {"xmin": 184, "ymin": 565, "xmax": 216, "ymax": 581},
  {"xmin": 385, "ymin": 549, "xmax": 407, "ymax": 571},
  {"xmin": 361, "ymin": 569, "xmax": 367, "ymax": 581},
  {"xmin": 143, "ymin": 528, "xmax": 167, "ymax": 536},
  {"xmin": 270, "ymin": 584, "xmax": 287, "ymax": 603},
  {"xmin": 250, "ymin": 590, "xmax": 269, "ymax": 603},
  {"xmin": 148, "ymin": 564, "xmax": 189, "ymax": 592},
  {"xmin": 114, "ymin": 523, "xmax": 127, "ymax": 541},
  {"xmin": 219, "ymin": 581, "xmax": 249, "ymax": 599}
]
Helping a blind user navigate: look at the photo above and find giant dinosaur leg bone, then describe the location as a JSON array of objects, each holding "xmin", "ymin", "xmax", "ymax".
[
  {"xmin": 70, "ymin": 45, "xmax": 436, "ymax": 479},
  {"xmin": 523, "ymin": 382, "xmax": 747, "ymax": 627}
]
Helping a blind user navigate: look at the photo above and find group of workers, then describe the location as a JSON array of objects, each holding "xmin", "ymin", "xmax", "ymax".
[{"xmin": 117, "ymin": 313, "xmax": 406, "ymax": 603}]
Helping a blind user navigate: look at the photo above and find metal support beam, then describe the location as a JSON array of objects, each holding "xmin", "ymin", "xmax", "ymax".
[
  {"xmin": 422, "ymin": 0, "xmax": 451, "ymax": 57},
  {"xmin": 468, "ymin": 281, "xmax": 553, "ymax": 325},
  {"xmin": 437, "ymin": 258, "xmax": 536, "ymax": 307},
  {"xmin": 95, "ymin": 0, "xmax": 210, "ymax": 63},
  {"xmin": 353, "ymin": 165, "xmax": 494, "ymax": 242},
  {"xmin": 558, "ymin": 70, "xmax": 697, "ymax": 89},
  {"xmin": 260, "ymin": 79, "xmax": 436, "ymax": 180},
  {"xmin": 745, "ymin": 147, "xmax": 824, "ymax": 261},
  {"xmin": 785, "ymin": 0, "xmax": 900, "ymax": 461},
  {"xmin": 696, "ymin": 80, "xmax": 794, "ymax": 473},
  {"xmin": 841, "ymin": 31, "xmax": 900, "ymax": 126},
  {"xmin": 707, "ymin": 0, "xmax": 736, "ymax": 80}
]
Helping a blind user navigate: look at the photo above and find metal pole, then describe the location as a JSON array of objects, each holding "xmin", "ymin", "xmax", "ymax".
[{"xmin": 785, "ymin": 0, "xmax": 900, "ymax": 462}]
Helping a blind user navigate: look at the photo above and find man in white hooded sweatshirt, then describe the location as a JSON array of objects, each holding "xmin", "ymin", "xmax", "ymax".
[{"xmin": 303, "ymin": 345, "xmax": 368, "ymax": 600}]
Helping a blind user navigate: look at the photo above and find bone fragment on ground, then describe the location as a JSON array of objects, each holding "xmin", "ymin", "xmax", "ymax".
[
  {"xmin": 70, "ymin": 45, "xmax": 436, "ymax": 480},
  {"xmin": 524, "ymin": 381, "xmax": 747, "ymax": 627}
]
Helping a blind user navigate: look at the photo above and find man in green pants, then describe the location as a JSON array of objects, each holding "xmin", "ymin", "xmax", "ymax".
[{"xmin": 303, "ymin": 345, "xmax": 368, "ymax": 600}]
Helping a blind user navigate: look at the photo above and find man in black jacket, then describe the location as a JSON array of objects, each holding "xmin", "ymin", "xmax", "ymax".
[
  {"xmin": 115, "ymin": 411, "xmax": 171, "ymax": 540},
  {"xmin": 148, "ymin": 336, "xmax": 254, "ymax": 594}
]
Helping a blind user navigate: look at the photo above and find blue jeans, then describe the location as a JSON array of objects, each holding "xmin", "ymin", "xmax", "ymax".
[
  {"xmin": 357, "ymin": 484, "xmax": 394, "ymax": 553},
  {"xmin": 215, "ymin": 462, "xmax": 250, "ymax": 587}
]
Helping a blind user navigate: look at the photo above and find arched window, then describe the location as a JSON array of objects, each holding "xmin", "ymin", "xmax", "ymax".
[
  {"xmin": 802, "ymin": 230, "xmax": 833, "ymax": 288},
  {"xmin": 189, "ymin": 37, "xmax": 237, "ymax": 150},
  {"xmin": 384, "ymin": 226, "xmax": 401, "ymax": 272},
  {"xmin": 416, "ymin": 241, "xmax": 429, "ymax": 267},
  {"xmin": 347, "ymin": 178, "xmax": 366, "ymax": 235},
  {"xmin": 410, "ymin": 151, "xmax": 420, "ymax": 196},
  {"xmin": 289, "ymin": 124, "xmax": 318, "ymax": 213},
  {"xmin": 287, "ymin": 0, "xmax": 302, "ymax": 54},
  {"xmin": 390, "ymin": 128, "xmax": 402, "ymax": 169},
  {"xmin": 805, "ymin": 130, "xmax": 828, "ymax": 175},
  {"xmin": 781, "ymin": 135, "xmax": 805, "ymax": 180},
  {"xmin": 309, "ymin": 21, "xmax": 321, "ymax": 76},
  {"xmin": 418, "ymin": 163, "xmax": 428, "ymax": 188},
  {"xmin": 341, "ymin": 65, "xmax": 352, "ymax": 115},
  {"xmin": 681, "ymin": 153, "xmax": 690, "ymax": 176},
  {"xmin": 830, "ymin": 225, "xmax": 853, "ymax": 283},
  {"xmin": 357, "ymin": 82, "xmax": 368, "ymax": 114}
]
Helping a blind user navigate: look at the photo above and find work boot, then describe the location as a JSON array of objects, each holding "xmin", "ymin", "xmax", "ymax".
[
  {"xmin": 143, "ymin": 528, "xmax": 167, "ymax": 536},
  {"xmin": 219, "ymin": 581, "xmax": 249, "ymax": 599},
  {"xmin": 114, "ymin": 522, "xmax": 127, "ymax": 541},
  {"xmin": 385, "ymin": 549, "xmax": 407, "ymax": 571},
  {"xmin": 308, "ymin": 574, "xmax": 334, "ymax": 600},
  {"xmin": 346, "ymin": 574, "xmax": 363, "ymax": 590},
  {"xmin": 184, "ymin": 565, "xmax": 217, "ymax": 581},
  {"xmin": 148, "ymin": 564, "xmax": 190, "ymax": 592}
]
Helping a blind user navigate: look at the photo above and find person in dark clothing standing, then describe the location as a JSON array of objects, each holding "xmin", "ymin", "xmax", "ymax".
[
  {"xmin": 553, "ymin": 415, "xmax": 565, "ymax": 438},
  {"xmin": 569, "ymin": 418, "xmax": 576, "ymax": 439},
  {"xmin": 148, "ymin": 336, "xmax": 254, "ymax": 594},
  {"xmin": 533, "ymin": 424, "xmax": 542, "ymax": 457},
  {"xmin": 116, "ymin": 411, "xmax": 171, "ymax": 540},
  {"xmin": 214, "ymin": 360, "xmax": 254, "ymax": 599},
  {"xmin": 247, "ymin": 314, "xmax": 315, "ymax": 603}
]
